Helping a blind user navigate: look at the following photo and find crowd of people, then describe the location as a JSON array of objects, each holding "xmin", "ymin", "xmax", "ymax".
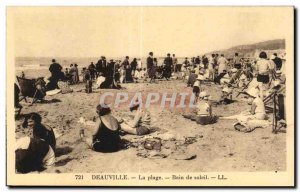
[{"xmin": 15, "ymin": 50, "xmax": 286, "ymax": 173}]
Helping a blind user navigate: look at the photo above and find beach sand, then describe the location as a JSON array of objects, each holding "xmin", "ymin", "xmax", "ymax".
[{"xmin": 15, "ymin": 75, "xmax": 286, "ymax": 173}]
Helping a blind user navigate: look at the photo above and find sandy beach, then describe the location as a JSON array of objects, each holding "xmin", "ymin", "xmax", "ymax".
[{"xmin": 15, "ymin": 73, "xmax": 286, "ymax": 173}]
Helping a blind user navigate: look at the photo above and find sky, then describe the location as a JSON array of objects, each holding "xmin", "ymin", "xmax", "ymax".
[{"xmin": 9, "ymin": 7, "xmax": 293, "ymax": 58}]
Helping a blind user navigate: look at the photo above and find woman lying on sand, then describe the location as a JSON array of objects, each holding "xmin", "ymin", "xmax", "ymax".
[
  {"xmin": 219, "ymin": 92, "xmax": 271, "ymax": 132},
  {"xmin": 119, "ymin": 103, "xmax": 151, "ymax": 136},
  {"xmin": 15, "ymin": 136, "xmax": 55, "ymax": 173},
  {"xmin": 80, "ymin": 105, "xmax": 121, "ymax": 153},
  {"xmin": 220, "ymin": 92, "xmax": 267, "ymax": 121},
  {"xmin": 22, "ymin": 113, "xmax": 56, "ymax": 151}
]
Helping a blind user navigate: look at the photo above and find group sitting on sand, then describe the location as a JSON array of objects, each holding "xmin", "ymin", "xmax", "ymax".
[
  {"xmin": 15, "ymin": 102, "xmax": 152, "ymax": 173},
  {"xmin": 15, "ymin": 50, "xmax": 286, "ymax": 173}
]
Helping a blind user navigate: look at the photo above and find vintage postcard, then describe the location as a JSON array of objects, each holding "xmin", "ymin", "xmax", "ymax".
[{"xmin": 7, "ymin": 6, "xmax": 294, "ymax": 186}]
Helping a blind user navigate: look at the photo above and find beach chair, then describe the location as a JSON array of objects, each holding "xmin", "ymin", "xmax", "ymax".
[
  {"xmin": 229, "ymin": 69, "xmax": 243, "ymax": 84},
  {"xmin": 16, "ymin": 76, "xmax": 44, "ymax": 104}
]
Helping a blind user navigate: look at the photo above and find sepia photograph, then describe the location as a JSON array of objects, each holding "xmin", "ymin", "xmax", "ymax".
[{"xmin": 6, "ymin": 6, "xmax": 295, "ymax": 186}]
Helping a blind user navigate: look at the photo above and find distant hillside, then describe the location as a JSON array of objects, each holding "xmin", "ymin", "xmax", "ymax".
[{"xmin": 207, "ymin": 39, "xmax": 285, "ymax": 58}]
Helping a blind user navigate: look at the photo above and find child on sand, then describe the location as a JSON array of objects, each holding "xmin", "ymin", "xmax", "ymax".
[
  {"xmin": 183, "ymin": 91, "xmax": 218, "ymax": 125},
  {"xmin": 192, "ymin": 75, "xmax": 204, "ymax": 100}
]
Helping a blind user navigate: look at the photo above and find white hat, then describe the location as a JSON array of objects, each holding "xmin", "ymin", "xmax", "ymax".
[
  {"xmin": 222, "ymin": 87, "xmax": 232, "ymax": 94},
  {"xmin": 196, "ymin": 75, "xmax": 205, "ymax": 80},
  {"xmin": 199, "ymin": 91, "xmax": 209, "ymax": 98},
  {"xmin": 231, "ymin": 68, "xmax": 238, "ymax": 73}
]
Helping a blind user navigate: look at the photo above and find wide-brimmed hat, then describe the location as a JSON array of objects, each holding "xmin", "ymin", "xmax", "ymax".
[{"xmin": 222, "ymin": 87, "xmax": 233, "ymax": 94}]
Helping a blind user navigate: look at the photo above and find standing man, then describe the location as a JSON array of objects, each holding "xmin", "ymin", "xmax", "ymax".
[
  {"xmin": 233, "ymin": 53, "xmax": 241, "ymax": 69},
  {"xmin": 217, "ymin": 54, "xmax": 229, "ymax": 75},
  {"xmin": 208, "ymin": 54, "xmax": 215, "ymax": 81},
  {"xmin": 147, "ymin": 52, "xmax": 155, "ymax": 83},
  {"xmin": 256, "ymin": 51, "xmax": 272, "ymax": 99},
  {"xmin": 202, "ymin": 55, "xmax": 209, "ymax": 69},
  {"xmin": 88, "ymin": 62, "xmax": 96, "ymax": 80},
  {"xmin": 130, "ymin": 58, "xmax": 138, "ymax": 76},
  {"xmin": 49, "ymin": 59, "xmax": 63, "ymax": 79},
  {"xmin": 121, "ymin": 56, "xmax": 130, "ymax": 83},
  {"xmin": 172, "ymin": 54, "xmax": 178, "ymax": 72},
  {"xmin": 48, "ymin": 59, "xmax": 64, "ymax": 90},
  {"xmin": 195, "ymin": 56, "xmax": 201, "ymax": 65},
  {"xmin": 163, "ymin": 53, "xmax": 173, "ymax": 80},
  {"xmin": 272, "ymin": 53, "xmax": 283, "ymax": 71}
]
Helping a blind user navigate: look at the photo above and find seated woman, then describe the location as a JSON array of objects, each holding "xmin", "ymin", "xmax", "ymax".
[
  {"xmin": 119, "ymin": 103, "xmax": 151, "ymax": 135},
  {"xmin": 183, "ymin": 91, "xmax": 218, "ymax": 125},
  {"xmin": 220, "ymin": 71, "xmax": 231, "ymax": 85},
  {"xmin": 219, "ymin": 87, "xmax": 234, "ymax": 105},
  {"xmin": 214, "ymin": 70, "xmax": 227, "ymax": 85},
  {"xmin": 15, "ymin": 136, "xmax": 55, "ymax": 173},
  {"xmin": 80, "ymin": 105, "xmax": 121, "ymax": 153},
  {"xmin": 22, "ymin": 113, "xmax": 56, "ymax": 151}
]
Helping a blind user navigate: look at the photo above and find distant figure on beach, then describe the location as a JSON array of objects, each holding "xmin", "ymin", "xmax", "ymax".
[
  {"xmin": 233, "ymin": 53, "xmax": 241, "ymax": 69},
  {"xmin": 88, "ymin": 62, "xmax": 96, "ymax": 80},
  {"xmin": 96, "ymin": 56, "xmax": 107, "ymax": 77},
  {"xmin": 74, "ymin": 64, "xmax": 79, "ymax": 83},
  {"xmin": 195, "ymin": 56, "xmax": 201, "ymax": 65},
  {"xmin": 15, "ymin": 136, "xmax": 55, "ymax": 173},
  {"xmin": 217, "ymin": 54, "xmax": 229, "ymax": 75},
  {"xmin": 137, "ymin": 58, "xmax": 142, "ymax": 69},
  {"xmin": 272, "ymin": 53, "xmax": 283, "ymax": 70},
  {"xmin": 163, "ymin": 53, "xmax": 173, "ymax": 80},
  {"xmin": 47, "ymin": 59, "xmax": 64, "ymax": 90},
  {"xmin": 130, "ymin": 58, "xmax": 138, "ymax": 76},
  {"xmin": 120, "ymin": 56, "xmax": 130, "ymax": 83},
  {"xmin": 147, "ymin": 52, "xmax": 155, "ymax": 83},
  {"xmin": 172, "ymin": 54, "xmax": 178, "ymax": 72},
  {"xmin": 80, "ymin": 105, "xmax": 121, "ymax": 153},
  {"xmin": 208, "ymin": 54, "xmax": 215, "ymax": 81},
  {"xmin": 69, "ymin": 64, "xmax": 76, "ymax": 84},
  {"xmin": 120, "ymin": 102, "xmax": 151, "ymax": 136},
  {"xmin": 256, "ymin": 51, "xmax": 272, "ymax": 99},
  {"xmin": 202, "ymin": 55, "xmax": 209, "ymax": 69}
]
